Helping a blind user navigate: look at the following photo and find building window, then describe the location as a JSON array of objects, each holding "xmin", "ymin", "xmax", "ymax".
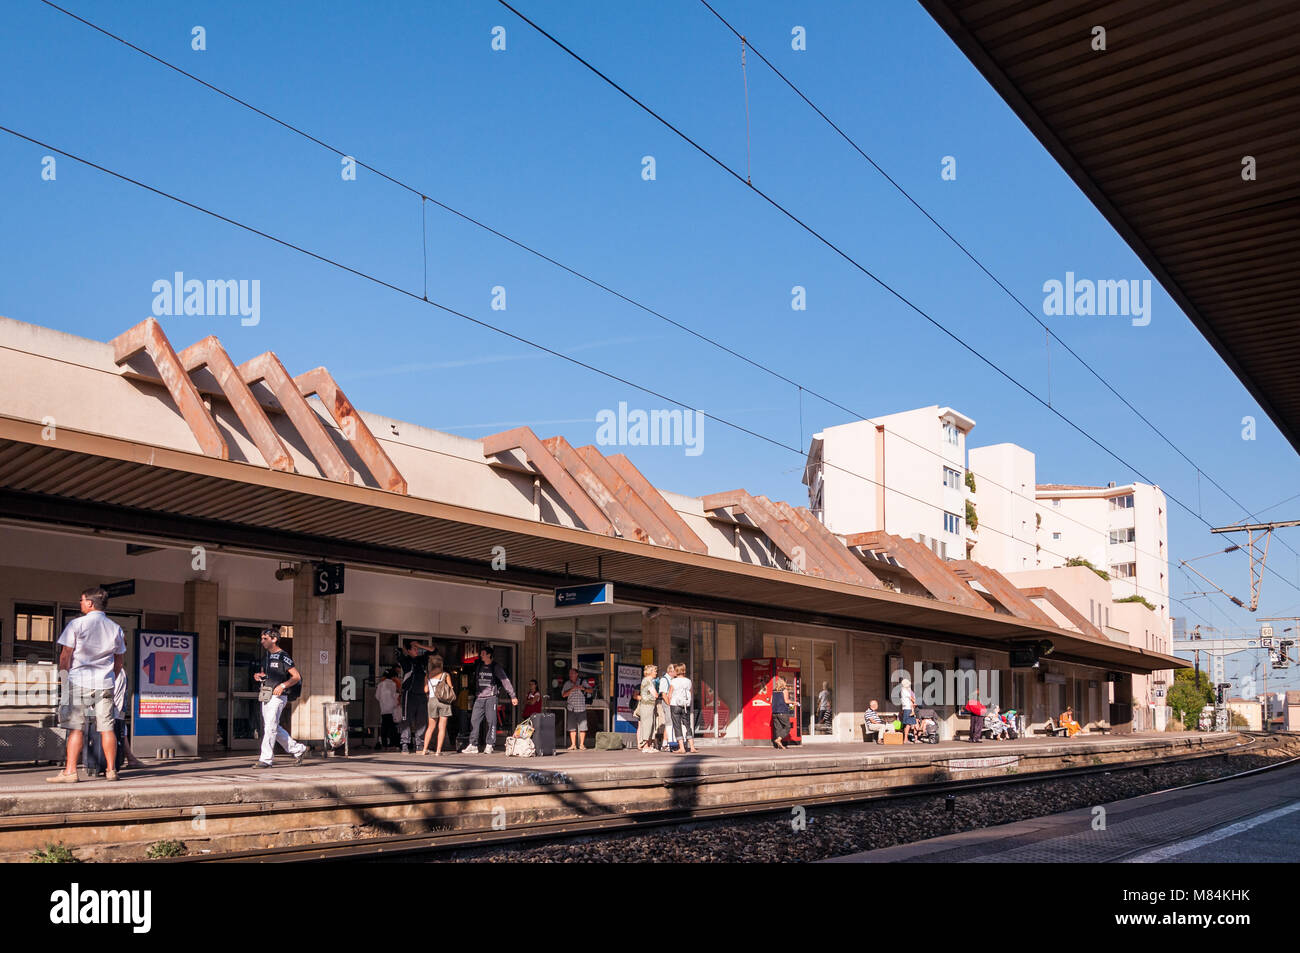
[
  {"xmin": 943, "ymin": 421, "xmax": 959, "ymax": 446},
  {"xmin": 1052, "ymin": 532, "xmax": 1061, "ymax": 541},
  {"xmin": 943, "ymin": 466, "xmax": 961, "ymax": 490},
  {"xmin": 1109, "ymin": 527, "xmax": 1136, "ymax": 544},
  {"xmin": 944, "ymin": 511, "xmax": 961, "ymax": 534},
  {"xmin": 1109, "ymin": 494, "xmax": 1134, "ymax": 510},
  {"xmin": 1111, "ymin": 562, "xmax": 1137, "ymax": 579},
  {"xmin": 1052, "ymin": 499, "xmax": 1061, "ymax": 508},
  {"xmin": 15, "ymin": 603, "xmax": 57, "ymax": 662}
]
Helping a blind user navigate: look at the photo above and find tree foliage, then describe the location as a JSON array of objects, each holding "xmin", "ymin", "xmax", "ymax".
[
  {"xmin": 1066, "ymin": 556, "xmax": 1110, "ymax": 581},
  {"xmin": 1167, "ymin": 668, "xmax": 1214, "ymax": 728}
]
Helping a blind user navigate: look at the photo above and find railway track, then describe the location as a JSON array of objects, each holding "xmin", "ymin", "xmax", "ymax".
[{"xmin": 174, "ymin": 731, "xmax": 1293, "ymax": 862}]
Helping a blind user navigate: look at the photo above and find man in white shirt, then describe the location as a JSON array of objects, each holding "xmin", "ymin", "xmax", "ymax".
[{"xmin": 48, "ymin": 587, "xmax": 126, "ymax": 783}]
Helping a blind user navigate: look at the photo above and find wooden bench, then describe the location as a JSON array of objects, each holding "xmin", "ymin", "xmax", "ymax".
[
  {"xmin": 861, "ymin": 712, "xmax": 899, "ymax": 743},
  {"xmin": 1039, "ymin": 718, "xmax": 1070, "ymax": 737}
]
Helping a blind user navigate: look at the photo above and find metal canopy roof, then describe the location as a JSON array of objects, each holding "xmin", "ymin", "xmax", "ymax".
[
  {"xmin": 0, "ymin": 416, "xmax": 1180, "ymax": 674},
  {"xmin": 920, "ymin": 0, "xmax": 1300, "ymax": 454}
]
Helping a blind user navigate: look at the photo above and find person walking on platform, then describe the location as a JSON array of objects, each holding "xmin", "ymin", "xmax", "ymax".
[
  {"xmin": 462, "ymin": 646, "xmax": 516, "ymax": 754},
  {"xmin": 397, "ymin": 640, "xmax": 435, "ymax": 754},
  {"xmin": 637, "ymin": 665, "xmax": 660, "ymax": 752},
  {"xmin": 252, "ymin": 626, "xmax": 308, "ymax": 768},
  {"xmin": 48, "ymin": 587, "xmax": 126, "ymax": 783}
]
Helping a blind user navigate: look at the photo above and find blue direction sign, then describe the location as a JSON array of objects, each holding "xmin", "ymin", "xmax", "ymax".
[{"xmin": 555, "ymin": 582, "xmax": 614, "ymax": 608}]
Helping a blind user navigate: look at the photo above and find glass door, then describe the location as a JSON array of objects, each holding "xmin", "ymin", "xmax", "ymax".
[{"xmin": 346, "ymin": 632, "xmax": 379, "ymax": 741}]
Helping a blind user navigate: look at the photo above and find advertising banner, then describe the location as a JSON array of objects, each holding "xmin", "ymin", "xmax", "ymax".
[
  {"xmin": 134, "ymin": 630, "xmax": 198, "ymax": 754},
  {"xmin": 614, "ymin": 663, "xmax": 641, "ymax": 733}
]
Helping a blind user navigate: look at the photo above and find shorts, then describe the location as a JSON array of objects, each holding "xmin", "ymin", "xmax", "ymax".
[
  {"xmin": 427, "ymin": 698, "xmax": 452, "ymax": 719},
  {"xmin": 901, "ymin": 710, "xmax": 917, "ymax": 726},
  {"xmin": 567, "ymin": 711, "xmax": 588, "ymax": 732},
  {"xmin": 60, "ymin": 684, "xmax": 114, "ymax": 732}
]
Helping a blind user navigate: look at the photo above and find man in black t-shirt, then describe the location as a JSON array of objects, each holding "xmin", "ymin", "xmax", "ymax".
[
  {"xmin": 396, "ymin": 639, "xmax": 435, "ymax": 753},
  {"xmin": 252, "ymin": 626, "xmax": 309, "ymax": 768}
]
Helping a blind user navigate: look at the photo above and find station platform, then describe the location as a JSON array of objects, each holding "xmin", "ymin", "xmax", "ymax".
[{"xmin": 0, "ymin": 732, "xmax": 1240, "ymax": 860}]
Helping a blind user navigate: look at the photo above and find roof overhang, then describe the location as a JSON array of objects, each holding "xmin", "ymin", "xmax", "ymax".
[
  {"xmin": 0, "ymin": 415, "xmax": 1180, "ymax": 674},
  {"xmin": 920, "ymin": 0, "xmax": 1300, "ymax": 455}
]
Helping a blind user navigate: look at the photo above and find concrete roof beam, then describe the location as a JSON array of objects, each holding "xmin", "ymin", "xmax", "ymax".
[
  {"xmin": 237, "ymin": 353, "xmax": 352, "ymax": 485},
  {"xmin": 295, "ymin": 368, "xmax": 407, "ymax": 495},
  {"xmin": 110, "ymin": 318, "xmax": 227, "ymax": 461}
]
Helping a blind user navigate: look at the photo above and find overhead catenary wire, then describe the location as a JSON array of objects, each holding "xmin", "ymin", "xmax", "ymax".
[
  {"xmin": 494, "ymin": 0, "xmax": 1300, "ymax": 601},
  {"xmin": 0, "ymin": 123, "xmax": 1195, "ymax": 625},
  {"xmin": 29, "ymin": 0, "xmax": 1256, "ymax": 596},
  {"xmin": 21, "ymin": 3, "xmax": 1275, "ymax": 627},
  {"xmin": 694, "ymin": 0, "xmax": 1300, "ymax": 567}
]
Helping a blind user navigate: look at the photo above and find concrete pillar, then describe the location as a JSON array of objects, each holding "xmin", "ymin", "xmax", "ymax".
[
  {"xmin": 182, "ymin": 579, "xmax": 220, "ymax": 751},
  {"xmin": 290, "ymin": 562, "xmax": 337, "ymax": 743},
  {"xmin": 521, "ymin": 622, "xmax": 538, "ymax": 693}
]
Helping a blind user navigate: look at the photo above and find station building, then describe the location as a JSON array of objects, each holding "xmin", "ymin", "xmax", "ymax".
[{"xmin": 0, "ymin": 316, "xmax": 1181, "ymax": 753}]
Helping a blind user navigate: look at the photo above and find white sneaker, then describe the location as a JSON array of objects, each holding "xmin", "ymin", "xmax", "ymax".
[
  {"xmin": 462, "ymin": 745, "xmax": 479, "ymax": 754},
  {"xmin": 484, "ymin": 746, "xmax": 495, "ymax": 755}
]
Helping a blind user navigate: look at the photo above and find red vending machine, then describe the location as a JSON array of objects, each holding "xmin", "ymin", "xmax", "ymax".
[{"xmin": 741, "ymin": 658, "xmax": 802, "ymax": 744}]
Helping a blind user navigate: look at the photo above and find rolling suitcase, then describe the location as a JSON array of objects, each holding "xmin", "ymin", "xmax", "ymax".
[
  {"xmin": 83, "ymin": 717, "xmax": 126, "ymax": 776},
  {"xmin": 528, "ymin": 712, "xmax": 556, "ymax": 756}
]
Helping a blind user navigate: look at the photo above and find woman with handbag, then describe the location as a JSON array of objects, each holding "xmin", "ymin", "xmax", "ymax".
[{"xmin": 421, "ymin": 655, "xmax": 456, "ymax": 756}]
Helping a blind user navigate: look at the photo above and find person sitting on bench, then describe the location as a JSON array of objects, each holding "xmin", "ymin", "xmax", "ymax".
[
  {"xmin": 863, "ymin": 699, "xmax": 889, "ymax": 742},
  {"xmin": 984, "ymin": 706, "xmax": 1010, "ymax": 740},
  {"xmin": 1059, "ymin": 706, "xmax": 1082, "ymax": 737}
]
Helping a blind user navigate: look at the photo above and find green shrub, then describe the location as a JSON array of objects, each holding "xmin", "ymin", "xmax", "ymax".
[
  {"xmin": 146, "ymin": 840, "xmax": 188, "ymax": 859},
  {"xmin": 1114, "ymin": 594, "xmax": 1156, "ymax": 611},
  {"xmin": 965, "ymin": 500, "xmax": 979, "ymax": 531},
  {"xmin": 1066, "ymin": 556, "xmax": 1109, "ymax": 581},
  {"xmin": 30, "ymin": 842, "xmax": 80, "ymax": 864}
]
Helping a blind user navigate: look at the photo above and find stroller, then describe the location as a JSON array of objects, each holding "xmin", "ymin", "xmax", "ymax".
[{"xmin": 915, "ymin": 708, "xmax": 940, "ymax": 744}]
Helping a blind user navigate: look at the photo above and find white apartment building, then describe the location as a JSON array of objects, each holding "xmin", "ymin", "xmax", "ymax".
[
  {"xmin": 805, "ymin": 406, "xmax": 975, "ymax": 559},
  {"xmin": 808, "ymin": 407, "xmax": 1174, "ymax": 721},
  {"xmin": 1036, "ymin": 482, "xmax": 1171, "ymax": 625},
  {"xmin": 967, "ymin": 443, "xmax": 1037, "ymax": 573}
]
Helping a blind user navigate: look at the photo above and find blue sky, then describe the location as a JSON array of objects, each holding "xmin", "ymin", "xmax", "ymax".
[{"xmin": 3, "ymin": 0, "xmax": 1298, "ymax": 685}]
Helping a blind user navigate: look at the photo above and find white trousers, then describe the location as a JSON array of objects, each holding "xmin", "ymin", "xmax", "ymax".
[{"xmin": 259, "ymin": 694, "xmax": 306, "ymax": 764}]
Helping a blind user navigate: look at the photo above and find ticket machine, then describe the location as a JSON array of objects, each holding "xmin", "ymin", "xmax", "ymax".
[{"xmin": 741, "ymin": 657, "xmax": 802, "ymax": 744}]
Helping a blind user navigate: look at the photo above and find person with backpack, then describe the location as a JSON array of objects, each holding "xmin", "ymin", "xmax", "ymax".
[
  {"xmin": 252, "ymin": 626, "xmax": 309, "ymax": 768},
  {"xmin": 669, "ymin": 664, "xmax": 697, "ymax": 754},
  {"xmin": 420, "ymin": 655, "xmax": 456, "ymax": 756},
  {"xmin": 462, "ymin": 646, "xmax": 517, "ymax": 754}
]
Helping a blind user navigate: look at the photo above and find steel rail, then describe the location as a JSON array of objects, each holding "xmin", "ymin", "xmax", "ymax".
[{"xmin": 171, "ymin": 733, "xmax": 1295, "ymax": 863}]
